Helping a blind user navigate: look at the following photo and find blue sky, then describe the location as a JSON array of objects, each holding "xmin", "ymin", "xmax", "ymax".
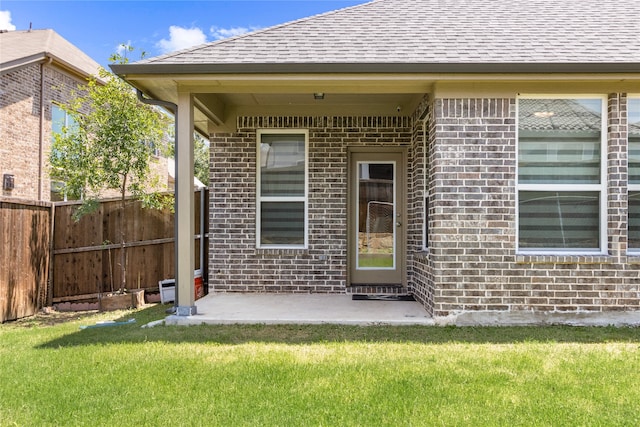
[{"xmin": 1, "ymin": 1, "xmax": 365, "ymax": 68}]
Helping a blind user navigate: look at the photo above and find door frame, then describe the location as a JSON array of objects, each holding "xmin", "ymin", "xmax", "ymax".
[{"xmin": 347, "ymin": 146, "xmax": 408, "ymax": 287}]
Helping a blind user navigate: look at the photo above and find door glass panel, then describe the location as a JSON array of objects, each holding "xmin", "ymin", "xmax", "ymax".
[{"xmin": 357, "ymin": 162, "xmax": 395, "ymax": 269}]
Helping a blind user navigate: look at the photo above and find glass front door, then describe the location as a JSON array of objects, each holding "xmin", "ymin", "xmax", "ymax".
[{"xmin": 349, "ymin": 150, "xmax": 404, "ymax": 285}]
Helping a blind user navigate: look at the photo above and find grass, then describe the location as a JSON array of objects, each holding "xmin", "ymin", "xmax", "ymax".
[
  {"xmin": 1, "ymin": 305, "xmax": 639, "ymax": 426},
  {"xmin": 358, "ymin": 254, "xmax": 394, "ymax": 268}
]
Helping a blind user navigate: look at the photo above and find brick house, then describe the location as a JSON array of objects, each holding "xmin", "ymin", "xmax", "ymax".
[
  {"xmin": 0, "ymin": 29, "xmax": 169, "ymax": 202},
  {"xmin": 112, "ymin": 0, "xmax": 640, "ymax": 323},
  {"xmin": 0, "ymin": 29, "xmax": 101, "ymax": 201}
]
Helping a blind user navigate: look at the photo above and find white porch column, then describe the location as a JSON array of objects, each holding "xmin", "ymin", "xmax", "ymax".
[{"xmin": 175, "ymin": 91, "xmax": 196, "ymax": 315}]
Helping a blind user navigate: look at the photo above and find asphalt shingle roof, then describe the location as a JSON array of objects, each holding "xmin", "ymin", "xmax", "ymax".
[
  {"xmin": 0, "ymin": 29, "xmax": 101, "ymax": 76},
  {"xmin": 140, "ymin": 0, "xmax": 640, "ymax": 66}
]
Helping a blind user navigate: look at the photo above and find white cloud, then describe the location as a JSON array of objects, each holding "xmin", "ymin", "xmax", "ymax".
[
  {"xmin": 0, "ymin": 10, "xmax": 16, "ymax": 31},
  {"xmin": 157, "ymin": 26, "xmax": 207, "ymax": 54},
  {"xmin": 110, "ymin": 42, "xmax": 141, "ymax": 63},
  {"xmin": 210, "ymin": 26, "xmax": 259, "ymax": 41},
  {"xmin": 116, "ymin": 42, "xmax": 132, "ymax": 55}
]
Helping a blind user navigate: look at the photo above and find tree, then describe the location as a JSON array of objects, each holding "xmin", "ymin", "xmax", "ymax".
[
  {"xmin": 167, "ymin": 131, "xmax": 210, "ymax": 186},
  {"xmin": 50, "ymin": 57, "xmax": 170, "ymax": 294},
  {"xmin": 194, "ymin": 133, "xmax": 210, "ymax": 187}
]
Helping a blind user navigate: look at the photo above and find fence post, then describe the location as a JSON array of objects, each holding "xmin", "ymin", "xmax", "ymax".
[{"xmin": 46, "ymin": 203, "xmax": 55, "ymax": 307}]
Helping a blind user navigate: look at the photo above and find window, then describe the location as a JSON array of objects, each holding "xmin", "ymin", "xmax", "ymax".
[
  {"xmin": 51, "ymin": 104, "xmax": 78, "ymax": 136},
  {"xmin": 628, "ymin": 98, "xmax": 640, "ymax": 251},
  {"xmin": 517, "ymin": 97, "xmax": 606, "ymax": 253},
  {"xmin": 146, "ymin": 140, "xmax": 161, "ymax": 157},
  {"xmin": 256, "ymin": 130, "xmax": 308, "ymax": 248},
  {"xmin": 51, "ymin": 104, "xmax": 80, "ymax": 201}
]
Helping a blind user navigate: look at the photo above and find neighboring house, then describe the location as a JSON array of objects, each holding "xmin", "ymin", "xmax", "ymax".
[
  {"xmin": 167, "ymin": 158, "xmax": 206, "ymax": 191},
  {"xmin": 0, "ymin": 29, "xmax": 169, "ymax": 202},
  {"xmin": 112, "ymin": 0, "xmax": 640, "ymax": 323},
  {"xmin": 0, "ymin": 29, "xmax": 101, "ymax": 201}
]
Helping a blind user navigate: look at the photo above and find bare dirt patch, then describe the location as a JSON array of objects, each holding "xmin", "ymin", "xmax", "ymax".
[{"xmin": 9, "ymin": 308, "xmax": 100, "ymax": 328}]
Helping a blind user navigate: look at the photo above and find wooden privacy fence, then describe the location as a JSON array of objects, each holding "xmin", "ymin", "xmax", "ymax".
[
  {"xmin": 0, "ymin": 199, "xmax": 51, "ymax": 322},
  {"xmin": 51, "ymin": 190, "xmax": 208, "ymax": 303}
]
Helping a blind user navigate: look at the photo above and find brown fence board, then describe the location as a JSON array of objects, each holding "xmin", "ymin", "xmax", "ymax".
[
  {"xmin": 53, "ymin": 251, "xmax": 103, "ymax": 297},
  {"xmin": 51, "ymin": 190, "xmax": 206, "ymax": 300},
  {"xmin": 0, "ymin": 199, "xmax": 51, "ymax": 322},
  {"xmin": 54, "ymin": 203, "xmax": 104, "ymax": 250},
  {"xmin": 1, "ymin": 190, "xmax": 206, "ymax": 319}
]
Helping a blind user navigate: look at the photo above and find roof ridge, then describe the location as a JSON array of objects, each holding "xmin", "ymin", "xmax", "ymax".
[
  {"xmin": 143, "ymin": 0, "xmax": 377, "ymax": 64},
  {"xmin": 43, "ymin": 28, "xmax": 56, "ymax": 52}
]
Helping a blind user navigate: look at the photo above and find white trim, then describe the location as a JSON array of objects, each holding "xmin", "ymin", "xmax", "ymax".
[
  {"xmin": 422, "ymin": 118, "xmax": 429, "ymax": 251},
  {"xmin": 256, "ymin": 129, "xmax": 309, "ymax": 249},
  {"xmin": 516, "ymin": 94, "xmax": 608, "ymax": 255}
]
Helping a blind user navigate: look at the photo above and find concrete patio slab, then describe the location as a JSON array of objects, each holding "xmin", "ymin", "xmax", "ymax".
[
  {"xmin": 145, "ymin": 293, "xmax": 640, "ymax": 328},
  {"xmin": 159, "ymin": 293, "xmax": 434, "ymax": 326}
]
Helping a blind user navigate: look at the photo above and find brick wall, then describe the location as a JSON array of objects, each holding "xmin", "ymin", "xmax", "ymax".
[
  {"xmin": 407, "ymin": 96, "xmax": 434, "ymax": 313},
  {"xmin": 207, "ymin": 96, "xmax": 640, "ymax": 316},
  {"xmin": 209, "ymin": 116, "xmax": 412, "ymax": 293},
  {"xmin": 426, "ymin": 99, "xmax": 517, "ymax": 315},
  {"xmin": 607, "ymin": 93, "xmax": 628, "ymax": 260},
  {"xmin": 0, "ymin": 64, "xmax": 43, "ymax": 200},
  {"xmin": 408, "ymin": 96, "xmax": 435, "ymax": 314},
  {"xmin": 0, "ymin": 63, "xmax": 88, "ymax": 201},
  {"xmin": 424, "ymin": 96, "xmax": 640, "ymax": 316}
]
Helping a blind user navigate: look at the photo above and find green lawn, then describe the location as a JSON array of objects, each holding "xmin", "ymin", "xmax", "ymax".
[
  {"xmin": 358, "ymin": 254, "xmax": 394, "ymax": 268},
  {"xmin": 1, "ymin": 305, "xmax": 639, "ymax": 426}
]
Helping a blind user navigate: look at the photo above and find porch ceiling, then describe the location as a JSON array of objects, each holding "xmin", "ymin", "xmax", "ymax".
[
  {"xmin": 209, "ymin": 91, "xmax": 422, "ymax": 116},
  {"xmin": 124, "ymin": 73, "xmax": 433, "ymax": 133},
  {"xmin": 122, "ymin": 71, "xmax": 640, "ymax": 134}
]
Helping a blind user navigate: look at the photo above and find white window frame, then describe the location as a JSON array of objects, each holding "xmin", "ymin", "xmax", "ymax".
[
  {"xmin": 256, "ymin": 129, "xmax": 309, "ymax": 249},
  {"xmin": 627, "ymin": 95, "xmax": 640, "ymax": 254},
  {"xmin": 422, "ymin": 118, "xmax": 429, "ymax": 251},
  {"xmin": 516, "ymin": 94, "xmax": 608, "ymax": 255}
]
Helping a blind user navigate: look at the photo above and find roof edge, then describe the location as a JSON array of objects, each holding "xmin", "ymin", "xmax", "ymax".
[
  {"xmin": 111, "ymin": 62, "xmax": 640, "ymax": 76},
  {"xmin": 1, "ymin": 51, "xmax": 102, "ymax": 81},
  {"xmin": 0, "ymin": 53, "xmax": 47, "ymax": 74}
]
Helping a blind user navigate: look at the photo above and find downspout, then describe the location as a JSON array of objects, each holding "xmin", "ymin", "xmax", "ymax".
[
  {"xmin": 39, "ymin": 56, "xmax": 53, "ymax": 201},
  {"xmin": 136, "ymin": 90, "xmax": 179, "ymax": 309}
]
